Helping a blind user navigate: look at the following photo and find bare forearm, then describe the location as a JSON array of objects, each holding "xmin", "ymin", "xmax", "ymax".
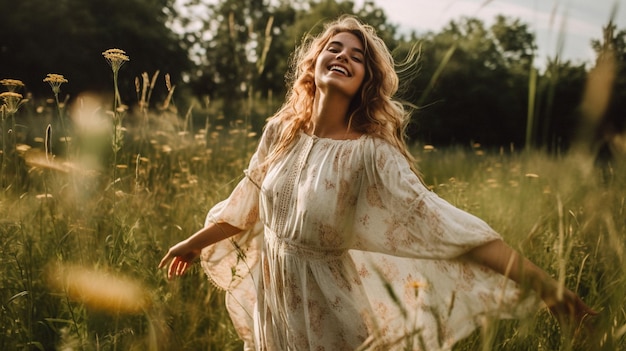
[
  {"xmin": 464, "ymin": 239, "xmax": 556, "ymax": 297},
  {"xmin": 465, "ymin": 239, "xmax": 597, "ymax": 325},
  {"xmin": 185, "ymin": 221, "xmax": 243, "ymax": 250},
  {"xmin": 158, "ymin": 221, "xmax": 243, "ymax": 276}
]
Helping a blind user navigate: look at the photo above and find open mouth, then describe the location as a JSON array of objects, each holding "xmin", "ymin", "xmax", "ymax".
[{"xmin": 328, "ymin": 65, "xmax": 349, "ymax": 76}]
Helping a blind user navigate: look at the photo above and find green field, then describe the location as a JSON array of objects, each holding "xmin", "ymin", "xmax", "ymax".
[{"xmin": 1, "ymin": 70, "xmax": 625, "ymax": 351}]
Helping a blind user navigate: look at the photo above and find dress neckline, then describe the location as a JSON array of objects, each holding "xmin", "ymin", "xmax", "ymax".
[{"xmin": 301, "ymin": 131, "xmax": 367, "ymax": 143}]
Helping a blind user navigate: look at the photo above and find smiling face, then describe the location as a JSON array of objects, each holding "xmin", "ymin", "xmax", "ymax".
[{"xmin": 314, "ymin": 32, "xmax": 366, "ymax": 100}]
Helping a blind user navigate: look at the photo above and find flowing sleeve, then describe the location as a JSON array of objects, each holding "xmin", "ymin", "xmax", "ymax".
[
  {"xmin": 353, "ymin": 138, "xmax": 500, "ymax": 258},
  {"xmin": 202, "ymin": 120, "xmax": 276, "ymax": 232},
  {"xmin": 199, "ymin": 121, "xmax": 278, "ymax": 349},
  {"xmin": 349, "ymin": 139, "xmax": 540, "ymax": 349}
]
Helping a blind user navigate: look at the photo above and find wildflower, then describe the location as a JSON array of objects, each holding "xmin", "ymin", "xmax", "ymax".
[
  {"xmin": 406, "ymin": 279, "xmax": 427, "ymax": 290},
  {"xmin": 0, "ymin": 79, "xmax": 25, "ymax": 92},
  {"xmin": 0, "ymin": 91, "xmax": 24, "ymax": 114},
  {"xmin": 43, "ymin": 74, "xmax": 68, "ymax": 95},
  {"xmin": 47, "ymin": 263, "xmax": 150, "ymax": 314},
  {"xmin": 406, "ymin": 279, "xmax": 428, "ymax": 299},
  {"xmin": 102, "ymin": 48, "xmax": 130, "ymax": 74},
  {"xmin": 16, "ymin": 144, "xmax": 31, "ymax": 153}
]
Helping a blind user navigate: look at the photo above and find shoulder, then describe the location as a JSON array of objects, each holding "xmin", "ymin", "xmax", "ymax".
[
  {"xmin": 256, "ymin": 118, "xmax": 287, "ymax": 153},
  {"xmin": 362, "ymin": 135, "xmax": 406, "ymax": 164},
  {"xmin": 361, "ymin": 135, "xmax": 423, "ymax": 182},
  {"xmin": 262, "ymin": 118, "xmax": 282, "ymax": 142},
  {"xmin": 359, "ymin": 136, "xmax": 428, "ymax": 201},
  {"xmin": 359, "ymin": 137, "xmax": 407, "ymax": 181}
]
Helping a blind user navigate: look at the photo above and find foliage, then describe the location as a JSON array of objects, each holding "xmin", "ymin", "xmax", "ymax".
[
  {"xmin": 531, "ymin": 59, "xmax": 587, "ymax": 151},
  {"xmin": 3, "ymin": 0, "xmax": 624, "ymax": 150},
  {"xmin": 0, "ymin": 0, "xmax": 191, "ymax": 98},
  {"xmin": 179, "ymin": 0, "xmax": 398, "ymax": 120},
  {"xmin": 404, "ymin": 16, "xmax": 549, "ymax": 147}
]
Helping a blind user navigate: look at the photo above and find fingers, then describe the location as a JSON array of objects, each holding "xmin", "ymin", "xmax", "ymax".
[
  {"xmin": 173, "ymin": 258, "xmax": 186, "ymax": 277},
  {"xmin": 159, "ymin": 243, "xmax": 200, "ymax": 279},
  {"xmin": 570, "ymin": 294, "xmax": 598, "ymax": 319},
  {"xmin": 158, "ymin": 252, "xmax": 172, "ymax": 269},
  {"xmin": 168, "ymin": 258, "xmax": 180, "ymax": 279},
  {"xmin": 177, "ymin": 260, "xmax": 189, "ymax": 276},
  {"xmin": 548, "ymin": 293, "xmax": 598, "ymax": 334},
  {"xmin": 166, "ymin": 257, "xmax": 191, "ymax": 280},
  {"xmin": 580, "ymin": 300, "xmax": 599, "ymax": 316}
]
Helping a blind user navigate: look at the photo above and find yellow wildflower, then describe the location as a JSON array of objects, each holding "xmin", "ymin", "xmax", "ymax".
[
  {"xmin": 43, "ymin": 74, "xmax": 68, "ymax": 95},
  {"xmin": 102, "ymin": 48, "xmax": 130, "ymax": 73},
  {"xmin": 407, "ymin": 279, "xmax": 428, "ymax": 299},
  {"xmin": 47, "ymin": 263, "xmax": 150, "ymax": 314},
  {"xmin": 0, "ymin": 91, "xmax": 24, "ymax": 114},
  {"xmin": 0, "ymin": 79, "xmax": 25, "ymax": 92},
  {"xmin": 406, "ymin": 279, "xmax": 428, "ymax": 291}
]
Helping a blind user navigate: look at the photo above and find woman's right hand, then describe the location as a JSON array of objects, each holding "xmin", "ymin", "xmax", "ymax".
[
  {"xmin": 158, "ymin": 240, "xmax": 201, "ymax": 279},
  {"xmin": 158, "ymin": 222, "xmax": 242, "ymax": 280}
]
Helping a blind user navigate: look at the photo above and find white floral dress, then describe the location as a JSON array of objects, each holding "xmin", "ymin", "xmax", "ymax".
[{"xmin": 200, "ymin": 122, "xmax": 538, "ymax": 351}]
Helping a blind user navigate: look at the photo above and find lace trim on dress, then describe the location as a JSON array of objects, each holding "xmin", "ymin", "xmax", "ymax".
[
  {"xmin": 265, "ymin": 227, "xmax": 346, "ymax": 260},
  {"xmin": 274, "ymin": 135, "xmax": 314, "ymax": 232}
]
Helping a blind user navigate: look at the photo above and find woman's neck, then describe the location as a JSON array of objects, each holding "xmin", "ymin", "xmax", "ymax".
[{"xmin": 309, "ymin": 91, "xmax": 359, "ymax": 139}]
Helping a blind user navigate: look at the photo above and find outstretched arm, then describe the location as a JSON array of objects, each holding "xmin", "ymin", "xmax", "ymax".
[
  {"xmin": 464, "ymin": 239, "xmax": 597, "ymax": 326},
  {"xmin": 158, "ymin": 222, "xmax": 242, "ymax": 279}
]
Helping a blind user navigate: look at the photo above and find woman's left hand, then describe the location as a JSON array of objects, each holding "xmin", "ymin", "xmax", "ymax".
[{"xmin": 543, "ymin": 286, "xmax": 598, "ymax": 333}]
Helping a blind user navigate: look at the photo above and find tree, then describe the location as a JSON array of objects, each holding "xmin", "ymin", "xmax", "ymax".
[
  {"xmin": 184, "ymin": 0, "xmax": 399, "ymax": 119},
  {"xmin": 184, "ymin": 0, "xmax": 266, "ymax": 118},
  {"xmin": 0, "ymin": 0, "xmax": 191, "ymax": 100},
  {"xmin": 490, "ymin": 15, "xmax": 536, "ymax": 73},
  {"xmin": 406, "ymin": 16, "xmax": 537, "ymax": 147},
  {"xmin": 532, "ymin": 58, "xmax": 587, "ymax": 150}
]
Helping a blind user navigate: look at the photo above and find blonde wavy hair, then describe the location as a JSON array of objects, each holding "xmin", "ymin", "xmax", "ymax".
[{"xmin": 267, "ymin": 15, "xmax": 418, "ymax": 173}]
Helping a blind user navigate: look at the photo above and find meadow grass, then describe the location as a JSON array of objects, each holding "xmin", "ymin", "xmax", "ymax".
[
  {"xmin": 420, "ymin": 145, "xmax": 626, "ymax": 350},
  {"xmin": 1, "ymin": 58, "xmax": 625, "ymax": 351},
  {"xmin": 2, "ymin": 108, "xmax": 624, "ymax": 350}
]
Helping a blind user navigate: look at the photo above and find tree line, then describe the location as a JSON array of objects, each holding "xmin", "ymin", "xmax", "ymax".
[{"xmin": 1, "ymin": 0, "xmax": 624, "ymax": 152}]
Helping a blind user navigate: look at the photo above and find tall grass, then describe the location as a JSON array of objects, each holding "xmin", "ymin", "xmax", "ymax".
[
  {"xmin": 0, "ymin": 56, "xmax": 261, "ymax": 350},
  {"xmin": 1, "ymin": 44, "xmax": 625, "ymax": 351},
  {"xmin": 419, "ymin": 144, "xmax": 626, "ymax": 350}
]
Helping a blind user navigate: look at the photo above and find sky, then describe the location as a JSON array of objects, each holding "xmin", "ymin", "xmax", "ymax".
[{"xmin": 354, "ymin": 0, "xmax": 624, "ymax": 66}]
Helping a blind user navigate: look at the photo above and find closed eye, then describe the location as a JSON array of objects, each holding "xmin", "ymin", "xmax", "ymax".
[{"xmin": 326, "ymin": 40, "xmax": 364, "ymax": 62}]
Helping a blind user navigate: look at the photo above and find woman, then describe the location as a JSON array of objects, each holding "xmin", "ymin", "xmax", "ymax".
[{"xmin": 159, "ymin": 16, "xmax": 595, "ymax": 350}]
